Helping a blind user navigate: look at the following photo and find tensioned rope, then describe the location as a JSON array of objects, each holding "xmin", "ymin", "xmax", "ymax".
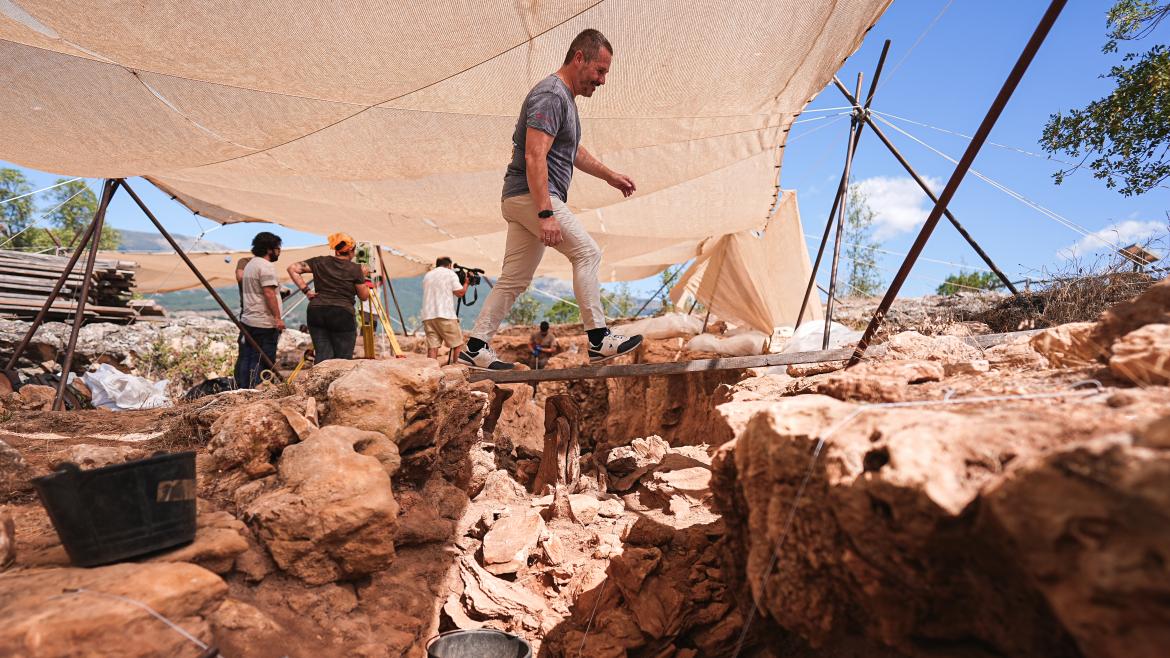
[
  {"xmin": 0, "ymin": 182, "xmax": 91, "ymax": 250},
  {"xmin": 872, "ymin": 114, "xmax": 1122, "ymax": 252},
  {"xmin": 729, "ymin": 380, "xmax": 1108, "ymax": 657},
  {"xmin": 871, "ymin": 110, "xmax": 1076, "ymax": 166},
  {"xmin": 870, "ymin": 0, "xmax": 956, "ymax": 97},
  {"xmin": 0, "ymin": 177, "xmax": 81, "ymax": 206},
  {"xmin": 803, "ymin": 233, "xmax": 997, "ymax": 274}
]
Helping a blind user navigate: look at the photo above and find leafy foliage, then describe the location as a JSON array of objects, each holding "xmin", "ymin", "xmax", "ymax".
[
  {"xmin": 0, "ymin": 172, "xmax": 121, "ymax": 251},
  {"xmin": 1040, "ymin": 1, "xmax": 1170, "ymax": 195},
  {"xmin": 601, "ymin": 283, "xmax": 637, "ymax": 318},
  {"xmin": 843, "ymin": 184, "xmax": 883, "ymax": 296},
  {"xmin": 0, "ymin": 169, "xmax": 36, "ymax": 249},
  {"xmin": 505, "ymin": 292, "xmax": 541, "ymax": 326},
  {"xmin": 936, "ymin": 270, "xmax": 1004, "ymax": 296},
  {"xmin": 546, "ymin": 298, "xmax": 581, "ymax": 324}
]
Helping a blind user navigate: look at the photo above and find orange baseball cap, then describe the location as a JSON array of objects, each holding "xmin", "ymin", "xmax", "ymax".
[{"xmin": 328, "ymin": 232, "xmax": 355, "ymax": 251}]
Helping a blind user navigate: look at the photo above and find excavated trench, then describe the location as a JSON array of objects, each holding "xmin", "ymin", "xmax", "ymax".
[{"xmin": 3, "ymin": 279, "xmax": 1170, "ymax": 658}]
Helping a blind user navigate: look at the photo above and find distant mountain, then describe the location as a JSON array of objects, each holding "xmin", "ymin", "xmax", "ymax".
[{"xmin": 116, "ymin": 229, "xmax": 231, "ymax": 252}]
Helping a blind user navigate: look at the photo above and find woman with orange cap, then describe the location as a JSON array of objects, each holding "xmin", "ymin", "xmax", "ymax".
[{"xmin": 287, "ymin": 232, "xmax": 370, "ymax": 361}]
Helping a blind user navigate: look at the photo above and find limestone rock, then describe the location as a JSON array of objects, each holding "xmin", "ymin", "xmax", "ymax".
[
  {"xmin": 244, "ymin": 425, "xmax": 399, "ymax": 585},
  {"xmin": 206, "ymin": 398, "xmax": 300, "ymax": 478},
  {"xmin": 482, "ymin": 508, "xmax": 545, "ymax": 575},
  {"xmin": 607, "ymin": 435, "xmax": 670, "ymax": 491},
  {"xmin": 147, "ymin": 511, "xmax": 248, "ymax": 574},
  {"xmin": 324, "ymin": 357, "xmax": 445, "ymax": 450},
  {"xmin": 986, "ymin": 435, "xmax": 1170, "ymax": 658},
  {"xmin": 787, "ymin": 360, "xmax": 846, "ymax": 377},
  {"xmin": 457, "ymin": 554, "xmax": 550, "ymax": 627},
  {"xmin": 815, "ymin": 372, "xmax": 906, "ymax": 402},
  {"xmin": 985, "ymin": 338, "xmax": 1049, "ymax": 370},
  {"xmin": 883, "ymin": 331, "xmax": 983, "ymax": 363},
  {"xmin": 63, "ymin": 444, "xmax": 147, "ymax": 470},
  {"xmin": 1091, "ymin": 276, "xmax": 1170, "ymax": 356},
  {"xmin": 1136, "ymin": 414, "xmax": 1170, "ymax": 449},
  {"xmin": 0, "ymin": 562, "xmax": 227, "ymax": 657},
  {"xmin": 1029, "ymin": 321, "xmax": 1103, "ymax": 367},
  {"xmin": 492, "ymin": 383, "xmax": 545, "ymax": 457},
  {"xmin": 598, "ymin": 498, "xmax": 626, "ymax": 518},
  {"xmin": 1109, "ymin": 323, "xmax": 1170, "ymax": 386},
  {"xmin": 944, "ymin": 359, "xmax": 990, "ymax": 376},
  {"xmin": 1, "ymin": 510, "xmax": 13, "ymax": 570},
  {"xmin": 209, "ymin": 598, "xmax": 285, "ymax": 650},
  {"xmin": 17, "ymin": 384, "xmax": 55, "ymax": 411},
  {"xmin": 0, "ymin": 438, "xmax": 34, "ymax": 501},
  {"xmin": 567, "ymin": 493, "xmax": 600, "ymax": 525}
]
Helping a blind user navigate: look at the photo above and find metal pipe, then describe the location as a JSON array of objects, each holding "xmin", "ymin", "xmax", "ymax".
[
  {"xmin": 116, "ymin": 179, "xmax": 282, "ymax": 379},
  {"xmin": 832, "ymin": 79, "xmax": 1020, "ymax": 296},
  {"xmin": 5, "ymin": 189, "xmax": 110, "ymax": 371},
  {"xmin": 794, "ymin": 40, "xmax": 891, "ymax": 326},
  {"xmin": 54, "ymin": 179, "xmax": 115, "ymax": 410},
  {"xmin": 634, "ymin": 264, "xmax": 682, "ymax": 318},
  {"xmin": 823, "ymin": 73, "xmax": 863, "ymax": 349},
  {"xmin": 375, "ymin": 246, "xmax": 408, "ymax": 336},
  {"xmin": 849, "ymin": 0, "xmax": 1068, "ymax": 366}
]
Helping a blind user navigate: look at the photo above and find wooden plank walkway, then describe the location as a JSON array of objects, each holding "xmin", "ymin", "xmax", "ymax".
[{"xmin": 468, "ymin": 330, "xmax": 1038, "ymax": 384}]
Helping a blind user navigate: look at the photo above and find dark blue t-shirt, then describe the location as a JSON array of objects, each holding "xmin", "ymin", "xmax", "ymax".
[{"xmin": 502, "ymin": 74, "xmax": 580, "ymax": 202}]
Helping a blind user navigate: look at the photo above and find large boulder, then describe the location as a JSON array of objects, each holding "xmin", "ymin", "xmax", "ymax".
[
  {"xmin": 204, "ymin": 398, "xmax": 305, "ymax": 478},
  {"xmin": 0, "ymin": 562, "xmax": 226, "ymax": 657},
  {"xmin": 1091, "ymin": 277, "xmax": 1170, "ymax": 356},
  {"xmin": 324, "ymin": 357, "xmax": 445, "ymax": 450},
  {"xmin": 985, "ymin": 434, "xmax": 1170, "ymax": 658},
  {"xmin": 1109, "ymin": 323, "xmax": 1170, "ymax": 386},
  {"xmin": 243, "ymin": 424, "xmax": 400, "ymax": 585},
  {"xmin": 1029, "ymin": 321, "xmax": 1103, "ymax": 367},
  {"xmin": 882, "ymin": 331, "xmax": 983, "ymax": 364}
]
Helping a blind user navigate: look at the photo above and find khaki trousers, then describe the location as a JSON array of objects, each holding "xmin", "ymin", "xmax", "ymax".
[{"xmin": 470, "ymin": 195, "xmax": 605, "ymax": 342}]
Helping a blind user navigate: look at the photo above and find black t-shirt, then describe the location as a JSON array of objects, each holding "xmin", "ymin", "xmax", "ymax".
[{"xmin": 306, "ymin": 256, "xmax": 364, "ymax": 310}]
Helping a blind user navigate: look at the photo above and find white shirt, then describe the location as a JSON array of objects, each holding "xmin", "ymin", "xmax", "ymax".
[
  {"xmin": 421, "ymin": 267, "xmax": 462, "ymax": 320},
  {"xmin": 240, "ymin": 257, "xmax": 282, "ymax": 328}
]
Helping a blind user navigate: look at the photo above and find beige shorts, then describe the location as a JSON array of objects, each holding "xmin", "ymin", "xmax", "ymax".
[{"xmin": 423, "ymin": 318, "xmax": 463, "ymax": 349}]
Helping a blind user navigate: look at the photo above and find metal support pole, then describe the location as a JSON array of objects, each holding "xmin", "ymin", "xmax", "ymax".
[
  {"xmin": 116, "ymin": 179, "xmax": 282, "ymax": 380},
  {"xmin": 794, "ymin": 40, "xmax": 891, "ymax": 326},
  {"xmin": 849, "ymin": 0, "xmax": 1067, "ymax": 366},
  {"xmin": 375, "ymin": 246, "xmax": 409, "ymax": 336},
  {"xmin": 5, "ymin": 201, "xmax": 108, "ymax": 371},
  {"xmin": 54, "ymin": 179, "xmax": 116, "ymax": 410},
  {"xmin": 823, "ymin": 73, "xmax": 863, "ymax": 349},
  {"xmin": 634, "ymin": 264, "xmax": 682, "ymax": 318},
  {"xmin": 832, "ymin": 79, "xmax": 1020, "ymax": 296}
]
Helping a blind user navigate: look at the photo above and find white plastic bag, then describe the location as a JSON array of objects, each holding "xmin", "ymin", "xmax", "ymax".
[
  {"xmin": 617, "ymin": 313, "xmax": 705, "ymax": 340},
  {"xmin": 780, "ymin": 320, "xmax": 863, "ymax": 354},
  {"xmin": 83, "ymin": 364, "xmax": 170, "ymax": 410}
]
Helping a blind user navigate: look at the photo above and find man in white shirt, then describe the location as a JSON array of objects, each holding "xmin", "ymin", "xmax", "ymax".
[
  {"xmin": 235, "ymin": 232, "xmax": 285, "ymax": 388},
  {"xmin": 420, "ymin": 257, "xmax": 469, "ymax": 361}
]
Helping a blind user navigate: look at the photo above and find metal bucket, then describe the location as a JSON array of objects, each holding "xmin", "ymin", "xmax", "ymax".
[{"xmin": 425, "ymin": 629, "xmax": 532, "ymax": 658}]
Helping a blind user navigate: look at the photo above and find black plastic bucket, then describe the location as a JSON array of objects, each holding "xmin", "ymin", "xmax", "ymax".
[
  {"xmin": 425, "ymin": 630, "xmax": 532, "ymax": 658},
  {"xmin": 32, "ymin": 451, "xmax": 197, "ymax": 567}
]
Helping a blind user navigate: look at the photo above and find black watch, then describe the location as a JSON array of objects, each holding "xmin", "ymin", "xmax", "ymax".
[{"xmin": 538, "ymin": 209, "xmax": 554, "ymax": 219}]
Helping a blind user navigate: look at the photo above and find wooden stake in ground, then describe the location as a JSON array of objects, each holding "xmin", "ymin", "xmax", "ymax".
[{"xmin": 532, "ymin": 395, "xmax": 581, "ymax": 501}]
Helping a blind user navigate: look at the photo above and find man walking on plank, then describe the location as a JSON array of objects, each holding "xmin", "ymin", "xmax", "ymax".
[{"xmin": 459, "ymin": 28, "xmax": 644, "ymax": 371}]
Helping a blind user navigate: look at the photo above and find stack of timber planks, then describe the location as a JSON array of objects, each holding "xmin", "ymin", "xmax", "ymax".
[{"xmin": 0, "ymin": 249, "xmax": 140, "ymax": 323}]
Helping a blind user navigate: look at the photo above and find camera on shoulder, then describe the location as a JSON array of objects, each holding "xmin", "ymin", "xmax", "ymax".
[{"xmin": 453, "ymin": 263, "xmax": 484, "ymax": 287}]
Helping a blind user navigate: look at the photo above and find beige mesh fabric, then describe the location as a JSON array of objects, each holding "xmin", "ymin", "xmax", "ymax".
[
  {"xmin": 670, "ymin": 191, "xmax": 822, "ymax": 334},
  {"xmin": 107, "ymin": 244, "xmax": 429, "ymax": 294},
  {"xmin": 2, "ymin": 0, "xmax": 890, "ymax": 287}
]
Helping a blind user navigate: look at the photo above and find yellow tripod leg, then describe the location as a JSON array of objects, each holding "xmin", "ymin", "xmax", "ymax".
[{"xmin": 370, "ymin": 294, "xmax": 404, "ymax": 357}]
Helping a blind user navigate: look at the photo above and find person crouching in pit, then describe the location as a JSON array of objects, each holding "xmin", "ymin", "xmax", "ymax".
[{"xmin": 286, "ymin": 233, "xmax": 370, "ymax": 362}]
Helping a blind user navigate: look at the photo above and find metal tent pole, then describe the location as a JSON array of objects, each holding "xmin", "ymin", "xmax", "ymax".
[
  {"xmin": 823, "ymin": 73, "xmax": 864, "ymax": 350},
  {"xmin": 375, "ymin": 246, "xmax": 409, "ymax": 336},
  {"xmin": 849, "ymin": 0, "xmax": 1068, "ymax": 366},
  {"xmin": 54, "ymin": 178, "xmax": 116, "ymax": 410},
  {"xmin": 5, "ymin": 198, "xmax": 110, "ymax": 371},
  {"xmin": 116, "ymin": 179, "xmax": 282, "ymax": 380},
  {"xmin": 831, "ymin": 78, "xmax": 1020, "ymax": 296},
  {"xmin": 794, "ymin": 40, "xmax": 891, "ymax": 327}
]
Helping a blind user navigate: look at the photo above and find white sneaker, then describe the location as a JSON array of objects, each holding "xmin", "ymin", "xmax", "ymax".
[
  {"xmin": 458, "ymin": 344, "xmax": 514, "ymax": 371},
  {"xmin": 589, "ymin": 333, "xmax": 643, "ymax": 364}
]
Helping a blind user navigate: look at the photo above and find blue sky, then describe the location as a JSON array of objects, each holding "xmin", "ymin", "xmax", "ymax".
[{"xmin": 3, "ymin": 1, "xmax": 1167, "ymax": 299}]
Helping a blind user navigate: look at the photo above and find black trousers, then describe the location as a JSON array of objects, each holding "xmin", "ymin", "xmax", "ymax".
[{"xmin": 307, "ymin": 305, "xmax": 356, "ymax": 361}]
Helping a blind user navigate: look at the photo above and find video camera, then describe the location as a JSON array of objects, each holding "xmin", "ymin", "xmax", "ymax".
[{"xmin": 453, "ymin": 263, "xmax": 484, "ymax": 287}]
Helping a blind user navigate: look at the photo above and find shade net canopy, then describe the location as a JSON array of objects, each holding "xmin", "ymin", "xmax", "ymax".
[
  {"xmin": 1, "ymin": 0, "xmax": 890, "ymax": 286},
  {"xmin": 670, "ymin": 191, "xmax": 821, "ymax": 335},
  {"xmin": 107, "ymin": 244, "xmax": 430, "ymax": 294}
]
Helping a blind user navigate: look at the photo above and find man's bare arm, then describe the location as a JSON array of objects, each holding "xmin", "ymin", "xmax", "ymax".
[
  {"xmin": 261, "ymin": 286, "xmax": 286, "ymax": 331},
  {"xmin": 525, "ymin": 127, "xmax": 563, "ymax": 247},
  {"xmin": 575, "ymin": 145, "xmax": 636, "ymax": 197}
]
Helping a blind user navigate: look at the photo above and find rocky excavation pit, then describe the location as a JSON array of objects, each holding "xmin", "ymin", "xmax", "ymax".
[{"xmin": 0, "ymin": 279, "xmax": 1168, "ymax": 657}]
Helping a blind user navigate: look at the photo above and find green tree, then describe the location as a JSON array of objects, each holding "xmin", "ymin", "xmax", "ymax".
[
  {"xmin": 546, "ymin": 298, "xmax": 581, "ymax": 324},
  {"xmin": 0, "ymin": 168, "xmax": 37, "ymax": 250},
  {"xmin": 41, "ymin": 179, "xmax": 121, "ymax": 250},
  {"xmin": 844, "ymin": 184, "xmax": 883, "ymax": 296},
  {"xmin": 601, "ymin": 283, "xmax": 636, "ymax": 318},
  {"xmin": 1040, "ymin": 1, "xmax": 1170, "ymax": 195},
  {"xmin": 936, "ymin": 270, "xmax": 1003, "ymax": 296},
  {"xmin": 505, "ymin": 293, "xmax": 541, "ymax": 326},
  {"xmin": 655, "ymin": 266, "xmax": 684, "ymax": 315}
]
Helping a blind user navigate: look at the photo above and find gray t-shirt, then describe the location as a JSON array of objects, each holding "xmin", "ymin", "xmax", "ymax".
[
  {"xmin": 502, "ymin": 74, "xmax": 580, "ymax": 202},
  {"xmin": 240, "ymin": 257, "xmax": 281, "ymax": 329}
]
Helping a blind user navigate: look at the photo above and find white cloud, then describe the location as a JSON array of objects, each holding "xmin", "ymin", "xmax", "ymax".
[
  {"xmin": 1059, "ymin": 220, "xmax": 1169, "ymax": 259},
  {"xmin": 853, "ymin": 175, "xmax": 944, "ymax": 240}
]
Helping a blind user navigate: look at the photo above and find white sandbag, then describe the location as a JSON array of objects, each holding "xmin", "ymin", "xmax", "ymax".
[
  {"xmin": 83, "ymin": 363, "xmax": 170, "ymax": 411},
  {"xmin": 780, "ymin": 320, "xmax": 863, "ymax": 354},
  {"xmin": 617, "ymin": 313, "xmax": 705, "ymax": 340},
  {"xmin": 686, "ymin": 331, "xmax": 770, "ymax": 356}
]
